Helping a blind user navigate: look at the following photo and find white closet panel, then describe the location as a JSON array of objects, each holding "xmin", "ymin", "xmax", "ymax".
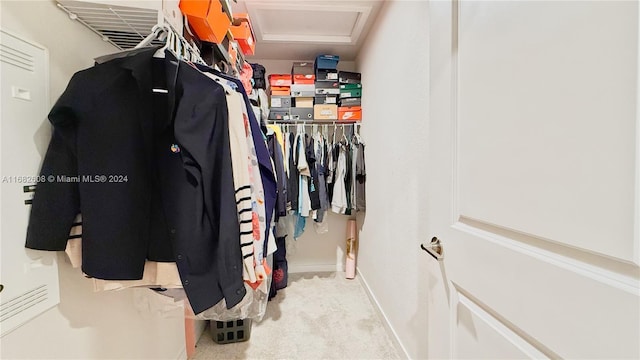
[{"xmin": 0, "ymin": 29, "xmax": 59, "ymax": 337}]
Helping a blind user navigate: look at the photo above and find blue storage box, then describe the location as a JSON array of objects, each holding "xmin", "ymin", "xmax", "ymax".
[{"xmin": 315, "ymin": 54, "xmax": 340, "ymax": 70}]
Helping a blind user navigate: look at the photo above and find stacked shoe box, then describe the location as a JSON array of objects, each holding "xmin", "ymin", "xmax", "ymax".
[
  {"xmin": 290, "ymin": 62, "xmax": 315, "ymax": 121},
  {"xmin": 314, "ymin": 55, "xmax": 340, "ymax": 120},
  {"xmin": 338, "ymin": 71, "xmax": 362, "ymax": 121},
  {"xmin": 268, "ymin": 74, "xmax": 292, "ymax": 120}
]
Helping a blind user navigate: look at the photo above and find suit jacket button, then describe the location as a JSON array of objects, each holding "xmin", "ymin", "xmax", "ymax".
[
  {"xmin": 177, "ymin": 254, "xmax": 183, "ymax": 260},
  {"xmin": 170, "ymin": 229, "xmax": 176, "ymax": 234},
  {"xmin": 236, "ymin": 289, "xmax": 243, "ymax": 295},
  {"xmin": 183, "ymin": 280, "xmax": 189, "ymax": 286}
]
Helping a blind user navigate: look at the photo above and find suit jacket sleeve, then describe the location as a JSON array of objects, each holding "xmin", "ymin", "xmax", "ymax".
[{"xmin": 26, "ymin": 72, "xmax": 84, "ymax": 250}]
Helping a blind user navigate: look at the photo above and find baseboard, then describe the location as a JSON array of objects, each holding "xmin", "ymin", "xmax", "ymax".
[
  {"xmin": 195, "ymin": 320, "xmax": 207, "ymax": 340},
  {"xmin": 357, "ymin": 267, "xmax": 411, "ymax": 359},
  {"xmin": 288, "ymin": 263, "xmax": 340, "ymax": 273},
  {"xmin": 175, "ymin": 347, "xmax": 187, "ymax": 360}
]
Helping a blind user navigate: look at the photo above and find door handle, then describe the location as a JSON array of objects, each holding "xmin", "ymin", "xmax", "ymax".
[{"xmin": 420, "ymin": 237, "xmax": 444, "ymax": 261}]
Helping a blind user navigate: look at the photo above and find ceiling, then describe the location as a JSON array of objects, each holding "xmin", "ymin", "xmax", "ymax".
[{"xmin": 231, "ymin": 0, "xmax": 384, "ymax": 61}]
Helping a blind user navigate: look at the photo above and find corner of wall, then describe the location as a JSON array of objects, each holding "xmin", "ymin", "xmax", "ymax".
[{"xmin": 356, "ymin": 267, "xmax": 411, "ymax": 359}]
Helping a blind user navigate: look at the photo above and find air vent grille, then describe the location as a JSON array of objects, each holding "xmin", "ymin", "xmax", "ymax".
[
  {"xmin": 0, "ymin": 285, "xmax": 48, "ymax": 323},
  {"xmin": 56, "ymin": 0, "xmax": 164, "ymax": 50},
  {"xmin": 0, "ymin": 43, "xmax": 35, "ymax": 72}
]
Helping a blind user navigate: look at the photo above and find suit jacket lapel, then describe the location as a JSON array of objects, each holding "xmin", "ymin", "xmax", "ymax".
[
  {"xmin": 118, "ymin": 48, "xmax": 181, "ymax": 170},
  {"xmin": 119, "ymin": 48, "xmax": 157, "ymax": 170},
  {"xmin": 164, "ymin": 50, "xmax": 180, "ymax": 128}
]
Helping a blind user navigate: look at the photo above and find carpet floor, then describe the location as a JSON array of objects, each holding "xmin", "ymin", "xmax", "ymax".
[{"xmin": 192, "ymin": 272, "xmax": 402, "ymax": 360}]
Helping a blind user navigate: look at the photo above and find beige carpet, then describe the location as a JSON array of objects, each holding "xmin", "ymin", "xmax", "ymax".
[{"xmin": 192, "ymin": 272, "xmax": 402, "ymax": 360}]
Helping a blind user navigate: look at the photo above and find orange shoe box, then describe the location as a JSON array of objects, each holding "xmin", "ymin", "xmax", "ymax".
[
  {"xmin": 180, "ymin": 0, "xmax": 231, "ymax": 44},
  {"xmin": 230, "ymin": 13, "xmax": 256, "ymax": 56},
  {"xmin": 338, "ymin": 106, "xmax": 362, "ymax": 121},
  {"xmin": 292, "ymin": 61, "xmax": 315, "ymax": 84},
  {"xmin": 270, "ymin": 86, "xmax": 291, "ymax": 96},
  {"xmin": 292, "ymin": 74, "xmax": 315, "ymax": 84}
]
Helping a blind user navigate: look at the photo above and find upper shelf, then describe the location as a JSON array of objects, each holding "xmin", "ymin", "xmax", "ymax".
[{"xmin": 55, "ymin": 0, "xmax": 184, "ymax": 50}]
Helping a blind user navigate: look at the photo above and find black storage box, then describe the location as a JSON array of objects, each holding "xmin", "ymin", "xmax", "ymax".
[
  {"xmin": 292, "ymin": 61, "xmax": 314, "ymax": 75},
  {"xmin": 315, "ymin": 81, "xmax": 340, "ymax": 95},
  {"xmin": 315, "ymin": 95, "xmax": 338, "ymax": 105},
  {"xmin": 338, "ymin": 71, "xmax": 362, "ymax": 84},
  {"xmin": 290, "ymin": 107, "xmax": 314, "ymax": 120},
  {"xmin": 269, "ymin": 108, "xmax": 291, "ymax": 120},
  {"xmin": 316, "ymin": 68, "xmax": 339, "ymax": 82},
  {"xmin": 339, "ymin": 97, "xmax": 362, "ymax": 107},
  {"xmin": 210, "ymin": 319, "xmax": 252, "ymax": 344}
]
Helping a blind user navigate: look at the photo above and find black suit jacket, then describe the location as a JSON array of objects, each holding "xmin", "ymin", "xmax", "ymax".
[{"xmin": 26, "ymin": 48, "xmax": 246, "ymax": 313}]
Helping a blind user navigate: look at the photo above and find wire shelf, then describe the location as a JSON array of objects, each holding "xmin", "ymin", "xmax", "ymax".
[{"xmin": 56, "ymin": 0, "xmax": 167, "ymax": 50}]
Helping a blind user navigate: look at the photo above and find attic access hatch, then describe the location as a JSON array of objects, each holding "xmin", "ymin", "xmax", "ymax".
[
  {"xmin": 55, "ymin": 0, "xmax": 184, "ymax": 50},
  {"xmin": 246, "ymin": 2, "xmax": 371, "ymax": 45},
  {"xmin": 231, "ymin": 0, "xmax": 383, "ymax": 61}
]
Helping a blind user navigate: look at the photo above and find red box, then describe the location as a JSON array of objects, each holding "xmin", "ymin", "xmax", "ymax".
[
  {"xmin": 269, "ymin": 74, "xmax": 292, "ymax": 87},
  {"xmin": 338, "ymin": 106, "xmax": 362, "ymax": 121},
  {"xmin": 293, "ymin": 74, "xmax": 315, "ymax": 84}
]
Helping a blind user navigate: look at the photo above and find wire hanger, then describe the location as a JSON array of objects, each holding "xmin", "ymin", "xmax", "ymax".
[
  {"xmin": 134, "ymin": 23, "xmax": 206, "ymax": 66},
  {"xmin": 341, "ymin": 124, "xmax": 348, "ymax": 143},
  {"xmin": 135, "ymin": 24, "xmax": 165, "ymax": 49},
  {"xmin": 353, "ymin": 123, "xmax": 362, "ymax": 144}
]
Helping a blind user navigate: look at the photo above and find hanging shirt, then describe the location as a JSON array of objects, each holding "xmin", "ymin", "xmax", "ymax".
[
  {"xmin": 287, "ymin": 132, "xmax": 299, "ymax": 212},
  {"xmin": 350, "ymin": 138, "xmax": 358, "ymax": 213},
  {"xmin": 355, "ymin": 140, "xmax": 366, "ymax": 211},
  {"xmin": 218, "ymin": 82, "xmax": 256, "ymax": 283},
  {"xmin": 327, "ymin": 142, "xmax": 338, "ymax": 202},
  {"xmin": 315, "ymin": 134, "xmax": 329, "ymax": 222},
  {"xmin": 331, "ymin": 143, "xmax": 349, "ymax": 214},
  {"xmin": 344, "ymin": 142, "xmax": 353, "ymax": 215},
  {"xmin": 199, "ymin": 68, "xmax": 278, "ymax": 257},
  {"xmin": 241, "ymin": 97, "xmax": 268, "ymax": 284},
  {"xmin": 306, "ymin": 135, "xmax": 321, "ymax": 211},
  {"xmin": 296, "ymin": 132, "xmax": 312, "ymax": 217},
  {"xmin": 267, "ymin": 133, "xmax": 288, "ymax": 220},
  {"xmin": 282, "ymin": 130, "xmax": 291, "ymax": 178}
]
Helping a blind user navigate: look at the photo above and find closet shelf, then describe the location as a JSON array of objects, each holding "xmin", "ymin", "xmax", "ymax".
[{"xmin": 55, "ymin": 0, "xmax": 183, "ymax": 50}]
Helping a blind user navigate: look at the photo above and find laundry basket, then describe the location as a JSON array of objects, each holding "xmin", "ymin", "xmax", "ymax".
[{"xmin": 210, "ymin": 319, "xmax": 252, "ymax": 344}]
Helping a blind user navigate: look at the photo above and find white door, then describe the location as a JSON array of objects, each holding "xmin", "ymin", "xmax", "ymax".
[
  {"xmin": 425, "ymin": 1, "xmax": 640, "ymax": 358},
  {"xmin": 0, "ymin": 29, "xmax": 59, "ymax": 337}
]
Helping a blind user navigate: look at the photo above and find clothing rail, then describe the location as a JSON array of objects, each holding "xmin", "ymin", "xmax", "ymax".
[
  {"xmin": 136, "ymin": 23, "xmax": 206, "ymax": 65},
  {"xmin": 267, "ymin": 120, "xmax": 361, "ymax": 125},
  {"xmin": 268, "ymin": 121, "xmax": 362, "ymax": 139}
]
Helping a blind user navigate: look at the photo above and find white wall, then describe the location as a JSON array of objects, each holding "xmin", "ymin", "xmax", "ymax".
[
  {"xmin": 0, "ymin": 1, "xmax": 187, "ymax": 359},
  {"xmin": 355, "ymin": 1, "xmax": 430, "ymax": 358},
  {"xmin": 250, "ymin": 58, "xmax": 357, "ymax": 273}
]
